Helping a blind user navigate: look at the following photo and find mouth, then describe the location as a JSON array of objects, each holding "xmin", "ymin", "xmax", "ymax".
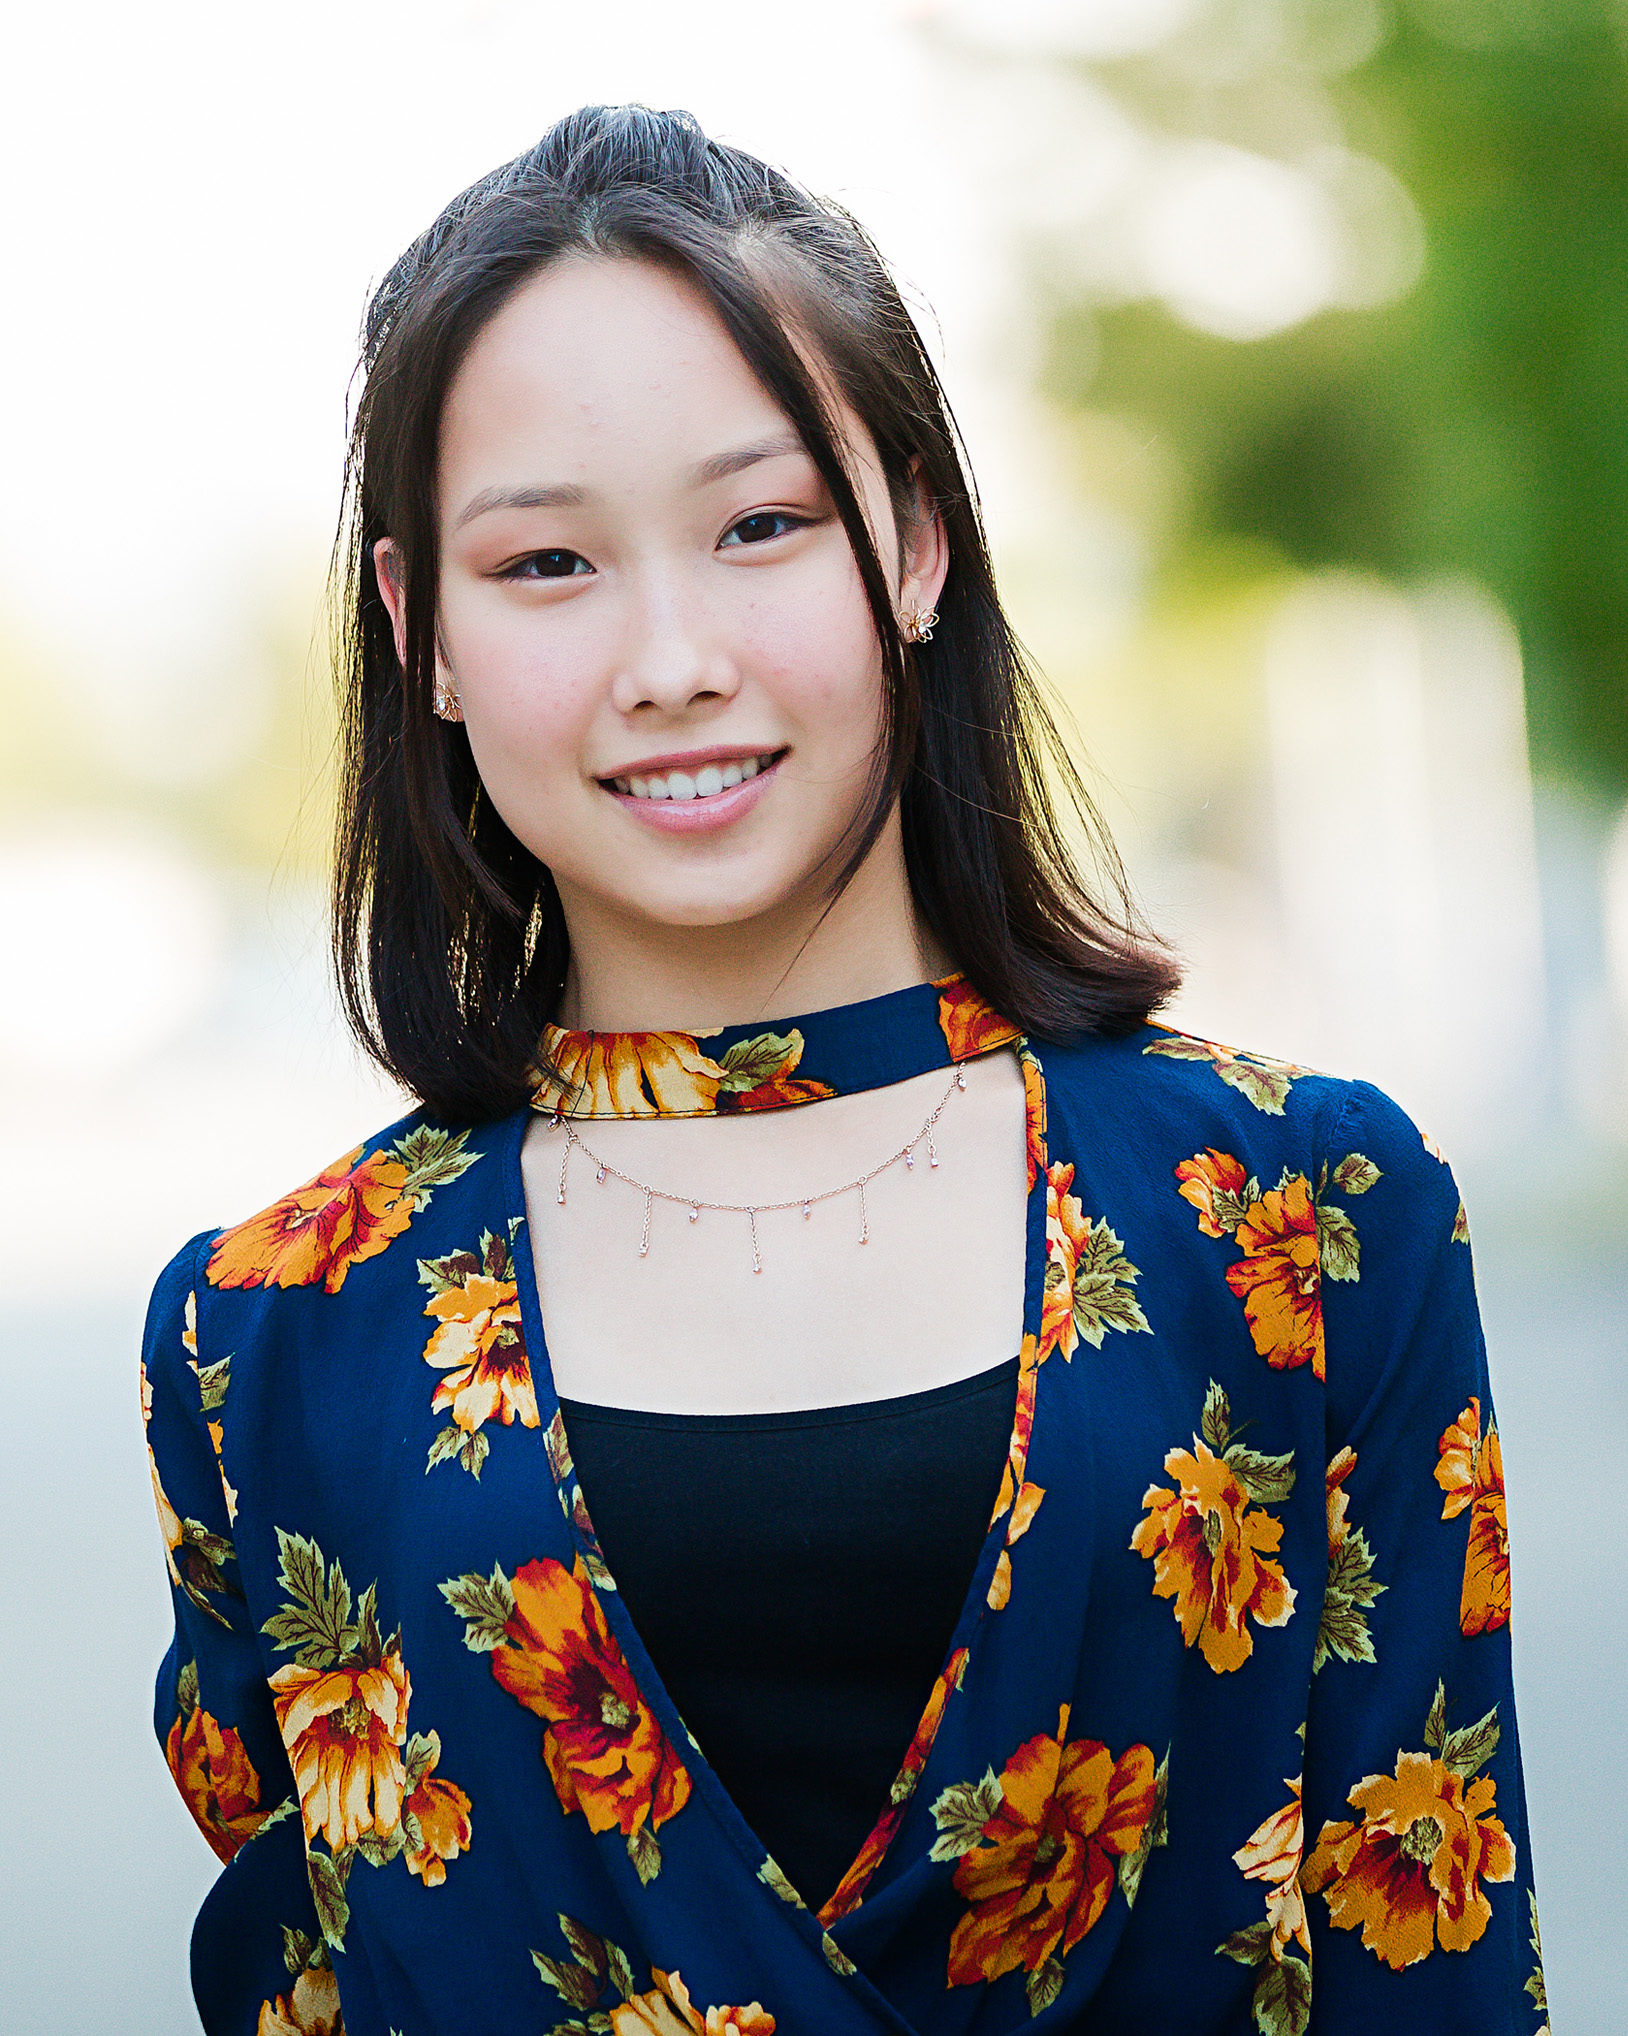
[{"xmin": 600, "ymin": 748, "xmax": 787, "ymax": 804}]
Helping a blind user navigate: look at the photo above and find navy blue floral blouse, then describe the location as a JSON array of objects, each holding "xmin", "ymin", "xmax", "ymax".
[{"xmin": 143, "ymin": 974, "xmax": 1545, "ymax": 2035}]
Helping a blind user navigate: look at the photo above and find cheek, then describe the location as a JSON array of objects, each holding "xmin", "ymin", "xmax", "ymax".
[
  {"xmin": 439, "ymin": 591, "xmax": 603, "ymax": 820},
  {"xmin": 743, "ymin": 557, "xmax": 886, "ymax": 753}
]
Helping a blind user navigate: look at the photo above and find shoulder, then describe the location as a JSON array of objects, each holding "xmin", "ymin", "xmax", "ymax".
[
  {"xmin": 159, "ymin": 1106, "xmax": 509, "ymax": 1333},
  {"xmin": 1033, "ymin": 1020, "xmax": 1465, "ymax": 1241},
  {"xmin": 1045, "ymin": 1020, "xmax": 1437, "ymax": 1150}
]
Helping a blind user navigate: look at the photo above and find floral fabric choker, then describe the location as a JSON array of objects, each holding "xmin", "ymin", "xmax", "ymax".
[{"xmin": 528, "ymin": 973, "xmax": 1022, "ymax": 1121}]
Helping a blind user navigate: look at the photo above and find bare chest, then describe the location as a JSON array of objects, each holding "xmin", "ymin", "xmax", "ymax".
[{"xmin": 521, "ymin": 1052, "xmax": 1030, "ymax": 1412}]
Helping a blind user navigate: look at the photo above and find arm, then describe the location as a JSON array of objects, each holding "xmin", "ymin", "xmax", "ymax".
[
  {"xmin": 1298, "ymin": 1084, "xmax": 1544, "ymax": 2032},
  {"xmin": 143, "ymin": 1237, "xmax": 341, "ymax": 2035}
]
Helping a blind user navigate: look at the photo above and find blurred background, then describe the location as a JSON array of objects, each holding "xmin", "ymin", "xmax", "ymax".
[{"xmin": 3, "ymin": 0, "xmax": 1623, "ymax": 2027}]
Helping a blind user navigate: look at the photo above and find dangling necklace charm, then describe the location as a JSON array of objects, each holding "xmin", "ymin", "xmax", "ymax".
[{"xmin": 550, "ymin": 1065, "xmax": 966, "ymax": 1273}]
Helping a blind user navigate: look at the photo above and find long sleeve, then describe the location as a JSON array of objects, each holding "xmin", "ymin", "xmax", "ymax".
[
  {"xmin": 1300, "ymin": 1083, "xmax": 1545, "ymax": 2032},
  {"xmin": 144, "ymin": 1236, "xmax": 342, "ymax": 2036}
]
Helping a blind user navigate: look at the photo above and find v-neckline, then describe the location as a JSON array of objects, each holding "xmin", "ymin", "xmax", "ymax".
[{"xmin": 500, "ymin": 984, "xmax": 1050, "ymax": 1935}]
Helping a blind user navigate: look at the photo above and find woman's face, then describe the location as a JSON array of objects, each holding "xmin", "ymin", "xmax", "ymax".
[{"xmin": 383, "ymin": 255, "xmax": 943, "ymax": 949}]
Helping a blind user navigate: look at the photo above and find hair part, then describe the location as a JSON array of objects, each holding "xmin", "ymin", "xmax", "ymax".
[{"xmin": 332, "ymin": 103, "xmax": 1179, "ymax": 1122}]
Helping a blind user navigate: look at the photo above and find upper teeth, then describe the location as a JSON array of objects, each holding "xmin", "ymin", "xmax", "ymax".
[{"xmin": 613, "ymin": 753, "xmax": 776, "ymax": 800}]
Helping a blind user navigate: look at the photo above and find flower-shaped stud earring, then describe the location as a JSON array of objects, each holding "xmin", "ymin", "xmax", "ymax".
[
  {"xmin": 902, "ymin": 604, "xmax": 939, "ymax": 644},
  {"xmin": 432, "ymin": 678, "xmax": 464, "ymax": 723}
]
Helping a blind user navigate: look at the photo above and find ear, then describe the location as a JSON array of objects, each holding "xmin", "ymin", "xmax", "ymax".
[
  {"xmin": 897, "ymin": 464, "xmax": 950, "ymax": 618},
  {"xmin": 373, "ymin": 538, "xmax": 411, "ymax": 672}
]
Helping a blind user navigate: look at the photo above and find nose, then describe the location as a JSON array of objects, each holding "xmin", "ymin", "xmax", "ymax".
[{"xmin": 610, "ymin": 573, "xmax": 742, "ymax": 719}]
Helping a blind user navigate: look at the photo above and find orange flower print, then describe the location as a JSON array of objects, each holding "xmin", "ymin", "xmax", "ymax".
[
  {"xmin": 1176, "ymin": 1149, "xmax": 1251, "ymax": 1239},
  {"xmin": 1018, "ymin": 1043, "xmax": 1047, "ymax": 1191},
  {"xmin": 1235, "ymin": 1777, "xmax": 1309, "ymax": 1961},
  {"xmin": 1175, "ymin": 1149, "xmax": 1377, "ymax": 1381},
  {"xmin": 932, "ymin": 1705, "xmax": 1161, "ymax": 2016},
  {"xmin": 188, "ymin": 1337, "xmax": 239, "ymax": 1525},
  {"xmin": 443, "ymin": 1554, "xmax": 690, "ymax": 1883},
  {"xmin": 934, "ymin": 973, "xmax": 1023, "ymax": 1062},
  {"xmin": 418, "ymin": 1226, "xmax": 536, "ymax": 1477},
  {"xmin": 261, "ymin": 1532, "xmax": 469, "ymax": 1940},
  {"xmin": 535, "ymin": 1027, "xmax": 726, "ymax": 1117},
  {"xmin": 1316, "ymin": 1445, "xmax": 1386, "ymax": 1671},
  {"xmin": 611, "ymin": 1974, "xmax": 776, "ymax": 2036},
  {"xmin": 535, "ymin": 1024, "xmax": 834, "ymax": 1118},
  {"xmin": 1131, "ymin": 1383, "xmax": 1297, "ymax": 1673},
  {"xmin": 987, "ymin": 1338, "xmax": 1043, "ymax": 1613},
  {"xmin": 257, "ymin": 1964, "xmax": 344, "ymax": 2036},
  {"xmin": 142, "ymin": 1360, "xmax": 239, "ymax": 1626},
  {"xmin": 819, "ymin": 1647, "xmax": 970, "ymax": 1925},
  {"xmin": 533, "ymin": 1917, "xmax": 775, "ymax": 2036},
  {"xmin": 1226, "ymin": 1177, "xmax": 1325, "ymax": 1377},
  {"xmin": 403, "ymin": 1765, "xmax": 473, "ymax": 1887},
  {"xmin": 1326, "ymin": 1444, "xmax": 1356, "ymax": 1556},
  {"xmin": 165, "ymin": 1663, "xmax": 274, "ymax": 1863},
  {"xmin": 270, "ymin": 1652, "xmax": 411, "ymax": 1854},
  {"xmin": 1215, "ymin": 1767, "xmax": 1312, "ymax": 2034},
  {"xmin": 1039, "ymin": 1162, "xmax": 1150, "ymax": 1364},
  {"xmin": 1303, "ymin": 1692, "xmax": 1515, "ymax": 1970},
  {"xmin": 1436, "ymin": 1398, "xmax": 1511, "ymax": 1637},
  {"xmin": 207, "ymin": 1127, "xmax": 476, "ymax": 1295}
]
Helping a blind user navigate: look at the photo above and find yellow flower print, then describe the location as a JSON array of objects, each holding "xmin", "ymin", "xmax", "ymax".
[
  {"xmin": 418, "ymin": 1225, "xmax": 536, "ymax": 1477},
  {"xmin": 931, "ymin": 1704, "xmax": 1165, "ymax": 2016},
  {"xmin": 1216, "ymin": 1765, "xmax": 1312, "ymax": 2036},
  {"xmin": 261, "ymin": 1532, "xmax": 470, "ymax": 1948},
  {"xmin": 207, "ymin": 1129, "xmax": 477, "ymax": 1295},
  {"xmin": 1435, "ymin": 1398, "xmax": 1510, "ymax": 1636},
  {"xmin": 1130, "ymin": 1381, "xmax": 1297, "ymax": 1673},
  {"xmin": 1304, "ymin": 1715, "xmax": 1514, "ymax": 1968},
  {"xmin": 1038, "ymin": 1162, "xmax": 1150, "ymax": 1364}
]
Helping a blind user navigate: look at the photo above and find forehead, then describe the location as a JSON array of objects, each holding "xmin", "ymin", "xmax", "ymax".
[{"xmin": 439, "ymin": 256, "xmax": 799, "ymax": 494}]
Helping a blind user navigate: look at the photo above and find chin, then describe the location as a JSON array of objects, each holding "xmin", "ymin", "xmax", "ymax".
[{"xmin": 613, "ymin": 865, "xmax": 830, "ymax": 934}]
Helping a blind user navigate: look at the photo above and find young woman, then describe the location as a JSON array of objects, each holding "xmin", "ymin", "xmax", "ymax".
[{"xmin": 143, "ymin": 105, "xmax": 1543, "ymax": 2036}]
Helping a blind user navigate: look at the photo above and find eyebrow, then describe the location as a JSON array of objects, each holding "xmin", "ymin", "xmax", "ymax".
[
  {"xmin": 687, "ymin": 430, "xmax": 808, "ymax": 487},
  {"xmin": 452, "ymin": 433, "xmax": 810, "ymax": 531}
]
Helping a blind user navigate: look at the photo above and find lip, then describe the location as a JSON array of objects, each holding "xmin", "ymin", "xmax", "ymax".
[
  {"xmin": 600, "ymin": 748, "xmax": 786, "ymax": 834},
  {"xmin": 596, "ymin": 742, "xmax": 783, "ymax": 780}
]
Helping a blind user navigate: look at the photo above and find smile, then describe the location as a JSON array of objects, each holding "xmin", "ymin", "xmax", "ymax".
[{"xmin": 603, "ymin": 750, "xmax": 785, "ymax": 802}]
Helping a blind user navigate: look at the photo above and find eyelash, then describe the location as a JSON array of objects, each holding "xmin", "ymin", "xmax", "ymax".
[{"xmin": 494, "ymin": 510, "xmax": 811, "ymax": 580}]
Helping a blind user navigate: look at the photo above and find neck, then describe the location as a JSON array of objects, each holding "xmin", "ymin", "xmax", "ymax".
[{"xmin": 553, "ymin": 817, "xmax": 951, "ymax": 1033}]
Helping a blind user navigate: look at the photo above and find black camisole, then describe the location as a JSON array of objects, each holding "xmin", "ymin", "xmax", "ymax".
[{"xmin": 556, "ymin": 1355, "xmax": 1020, "ymax": 1913}]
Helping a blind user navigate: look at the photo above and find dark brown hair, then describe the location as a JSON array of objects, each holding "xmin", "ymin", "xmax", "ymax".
[{"xmin": 332, "ymin": 104, "xmax": 1178, "ymax": 1121}]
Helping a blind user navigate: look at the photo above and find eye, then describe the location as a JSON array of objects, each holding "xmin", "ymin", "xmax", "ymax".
[
  {"xmin": 498, "ymin": 549, "xmax": 593, "ymax": 580},
  {"xmin": 719, "ymin": 510, "xmax": 807, "ymax": 549}
]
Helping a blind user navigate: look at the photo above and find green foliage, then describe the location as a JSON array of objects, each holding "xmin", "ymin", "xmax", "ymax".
[{"xmin": 1041, "ymin": 3, "xmax": 1628, "ymax": 788}]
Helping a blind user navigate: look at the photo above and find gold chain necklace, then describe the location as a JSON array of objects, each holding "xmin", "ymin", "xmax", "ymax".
[{"xmin": 547, "ymin": 1066, "xmax": 967, "ymax": 1273}]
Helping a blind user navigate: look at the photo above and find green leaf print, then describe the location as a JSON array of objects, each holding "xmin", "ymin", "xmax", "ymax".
[
  {"xmin": 1202, "ymin": 1379, "xmax": 1232, "ymax": 1453},
  {"xmin": 1441, "ymin": 1705, "xmax": 1501, "ymax": 1779},
  {"xmin": 1315, "ymin": 1202, "xmax": 1361, "ymax": 1282},
  {"xmin": 1332, "ymin": 1153, "xmax": 1382, "ymax": 1195},
  {"xmin": 626, "ymin": 1822, "xmax": 662, "ymax": 1885},
  {"xmin": 1225, "ymin": 1445, "xmax": 1297, "ymax": 1507},
  {"xmin": 262, "ymin": 1530, "xmax": 355, "ymax": 1668},
  {"xmin": 439, "ymin": 1564, "xmax": 517, "ymax": 1651},
  {"xmin": 395, "ymin": 1126, "xmax": 479, "ymax": 1204},
  {"xmin": 1070, "ymin": 1221, "xmax": 1152, "ymax": 1346},
  {"xmin": 194, "ymin": 1356, "xmax": 231, "ymax": 1413},
  {"xmin": 929, "ymin": 1769, "xmax": 1004, "ymax": 1860},
  {"xmin": 715, "ymin": 1029, "xmax": 802, "ymax": 1091},
  {"xmin": 1253, "ymin": 1952, "xmax": 1312, "ymax": 2036},
  {"xmin": 1315, "ymin": 1527, "xmax": 1387, "ymax": 1672},
  {"xmin": 1026, "ymin": 1955, "xmax": 1065, "ymax": 2016},
  {"xmin": 1117, "ymin": 1746, "xmax": 1170, "ymax": 1909},
  {"xmin": 306, "ymin": 1848, "xmax": 350, "ymax": 1951}
]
